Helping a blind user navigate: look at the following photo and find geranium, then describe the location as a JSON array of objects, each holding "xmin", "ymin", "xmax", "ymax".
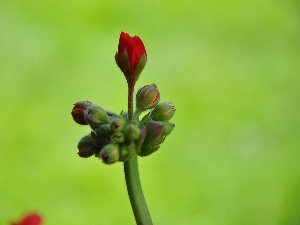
[
  {"xmin": 11, "ymin": 213, "xmax": 42, "ymax": 225},
  {"xmin": 115, "ymin": 32, "xmax": 147, "ymax": 83}
]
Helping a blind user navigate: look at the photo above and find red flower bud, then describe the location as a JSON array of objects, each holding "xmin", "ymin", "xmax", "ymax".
[
  {"xmin": 136, "ymin": 84, "xmax": 160, "ymax": 111},
  {"xmin": 11, "ymin": 213, "xmax": 43, "ymax": 225},
  {"xmin": 115, "ymin": 32, "xmax": 147, "ymax": 83},
  {"xmin": 71, "ymin": 101, "xmax": 93, "ymax": 125}
]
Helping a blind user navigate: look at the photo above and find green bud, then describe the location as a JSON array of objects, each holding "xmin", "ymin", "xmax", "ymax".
[
  {"xmin": 120, "ymin": 146, "xmax": 130, "ymax": 161},
  {"xmin": 100, "ymin": 144, "xmax": 119, "ymax": 164},
  {"xmin": 110, "ymin": 118, "xmax": 126, "ymax": 133},
  {"xmin": 136, "ymin": 84, "xmax": 160, "ymax": 111},
  {"xmin": 84, "ymin": 106, "xmax": 109, "ymax": 127},
  {"xmin": 77, "ymin": 134, "xmax": 96, "ymax": 158},
  {"xmin": 110, "ymin": 132, "xmax": 125, "ymax": 143},
  {"xmin": 119, "ymin": 143, "xmax": 135, "ymax": 161},
  {"xmin": 151, "ymin": 102, "xmax": 176, "ymax": 121},
  {"xmin": 123, "ymin": 124, "xmax": 141, "ymax": 142}
]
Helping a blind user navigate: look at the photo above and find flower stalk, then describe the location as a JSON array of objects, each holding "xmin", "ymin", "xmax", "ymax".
[
  {"xmin": 127, "ymin": 81, "xmax": 135, "ymax": 120},
  {"xmin": 124, "ymin": 153, "xmax": 153, "ymax": 225},
  {"xmin": 124, "ymin": 81, "xmax": 153, "ymax": 225}
]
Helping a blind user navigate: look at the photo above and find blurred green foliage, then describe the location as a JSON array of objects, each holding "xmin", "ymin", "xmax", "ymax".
[{"xmin": 1, "ymin": 0, "xmax": 300, "ymax": 224}]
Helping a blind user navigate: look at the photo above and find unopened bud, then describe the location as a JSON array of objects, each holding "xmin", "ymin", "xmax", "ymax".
[
  {"xmin": 151, "ymin": 102, "xmax": 176, "ymax": 121},
  {"xmin": 110, "ymin": 118, "xmax": 126, "ymax": 133},
  {"xmin": 110, "ymin": 132, "xmax": 125, "ymax": 143},
  {"xmin": 115, "ymin": 32, "xmax": 147, "ymax": 83},
  {"xmin": 77, "ymin": 134, "xmax": 96, "ymax": 158},
  {"xmin": 123, "ymin": 124, "xmax": 141, "ymax": 142},
  {"xmin": 136, "ymin": 84, "xmax": 160, "ymax": 111},
  {"xmin": 71, "ymin": 101, "xmax": 93, "ymax": 125},
  {"xmin": 140, "ymin": 121, "xmax": 175, "ymax": 156},
  {"xmin": 84, "ymin": 106, "xmax": 109, "ymax": 127},
  {"xmin": 99, "ymin": 144, "xmax": 120, "ymax": 164},
  {"xmin": 119, "ymin": 143, "xmax": 135, "ymax": 161},
  {"xmin": 142, "ymin": 121, "xmax": 164, "ymax": 145}
]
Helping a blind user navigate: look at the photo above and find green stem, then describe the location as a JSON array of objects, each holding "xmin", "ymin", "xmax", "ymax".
[
  {"xmin": 127, "ymin": 81, "xmax": 135, "ymax": 120},
  {"xmin": 124, "ymin": 81, "xmax": 153, "ymax": 225},
  {"xmin": 124, "ymin": 154, "xmax": 153, "ymax": 225}
]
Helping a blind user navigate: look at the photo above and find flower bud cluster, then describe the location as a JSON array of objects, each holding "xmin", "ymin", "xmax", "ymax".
[
  {"xmin": 72, "ymin": 101, "xmax": 141, "ymax": 164},
  {"xmin": 135, "ymin": 85, "xmax": 176, "ymax": 157},
  {"xmin": 71, "ymin": 84, "xmax": 175, "ymax": 163},
  {"xmin": 71, "ymin": 32, "xmax": 176, "ymax": 165}
]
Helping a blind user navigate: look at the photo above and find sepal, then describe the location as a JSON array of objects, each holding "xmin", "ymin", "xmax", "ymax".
[{"xmin": 132, "ymin": 54, "xmax": 147, "ymax": 80}]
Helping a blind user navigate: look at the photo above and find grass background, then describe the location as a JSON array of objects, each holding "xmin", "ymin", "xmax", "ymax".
[{"xmin": 1, "ymin": 0, "xmax": 300, "ymax": 224}]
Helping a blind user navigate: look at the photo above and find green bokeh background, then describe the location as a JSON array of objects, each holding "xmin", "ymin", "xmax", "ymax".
[{"xmin": 1, "ymin": 1, "xmax": 300, "ymax": 224}]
